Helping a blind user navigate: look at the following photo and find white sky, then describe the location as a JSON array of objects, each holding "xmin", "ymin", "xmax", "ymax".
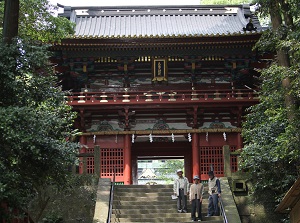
[{"xmin": 49, "ymin": 0, "xmax": 201, "ymax": 7}]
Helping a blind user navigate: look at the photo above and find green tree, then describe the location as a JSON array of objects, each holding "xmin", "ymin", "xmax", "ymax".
[
  {"xmin": 1, "ymin": 0, "xmax": 74, "ymax": 42},
  {"xmin": 240, "ymin": 0, "xmax": 300, "ymax": 212},
  {"xmin": 158, "ymin": 159, "xmax": 184, "ymax": 180},
  {"xmin": 0, "ymin": 39, "xmax": 79, "ymax": 221},
  {"xmin": 1, "ymin": 0, "xmax": 77, "ymax": 221}
]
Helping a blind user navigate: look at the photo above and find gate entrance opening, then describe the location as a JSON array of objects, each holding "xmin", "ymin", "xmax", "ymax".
[
  {"xmin": 132, "ymin": 141, "xmax": 192, "ymax": 184},
  {"xmin": 136, "ymin": 158, "xmax": 184, "ymax": 185}
]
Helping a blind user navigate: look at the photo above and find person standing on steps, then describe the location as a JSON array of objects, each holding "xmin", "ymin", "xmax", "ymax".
[
  {"xmin": 189, "ymin": 175, "xmax": 204, "ymax": 221},
  {"xmin": 173, "ymin": 169, "xmax": 189, "ymax": 213},
  {"xmin": 207, "ymin": 171, "xmax": 221, "ymax": 216}
]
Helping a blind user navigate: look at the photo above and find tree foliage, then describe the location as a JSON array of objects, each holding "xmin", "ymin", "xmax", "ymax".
[
  {"xmin": 240, "ymin": 0, "xmax": 300, "ymax": 207},
  {"xmin": 0, "ymin": 39, "xmax": 79, "ymax": 220},
  {"xmin": 158, "ymin": 159, "xmax": 184, "ymax": 177},
  {"xmin": 1, "ymin": 0, "xmax": 78, "ymax": 220},
  {"xmin": 0, "ymin": 0, "xmax": 74, "ymax": 42}
]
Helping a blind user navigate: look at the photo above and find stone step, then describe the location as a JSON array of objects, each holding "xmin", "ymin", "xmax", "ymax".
[
  {"xmin": 112, "ymin": 207, "xmax": 209, "ymax": 213},
  {"xmin": 115, "ymin": 188, "xmax": 174, "ymax": 193},
  {"xmin": 115, "ymin": 192, "xmax": 178, "ymax": 196},
  {"xmin": 112, "ymin": 206, "xmax": 209, "ymax": 213},
  {"xmin": 115, "ymin": 186, "xmax": 208, "ymax": 191},
  {"xmin": 116, "ymin": 185, "xmax": 173, "ymax": 189},
  {"xmin": 110, "ymin": 216, "xmax": 223, "ymax": 222},
  {"xmin": 110, "ymin": 222, "xmax": 223, "ymax": 223},
  {"xmin": 113, "ymin": 201, "xmax": 209, "ymax": 206},
  {"xmin": 114, "ymin": 194, "xmax": 210, "ymax": 200},
  {"xmin": 112, "ymin": 185, "xmax": 222, "ymax": 223},
  {"xmin": 111, "ymin": 213, "xmax": 220, "ymax": 219},
  {"xmin": 113, "ymin": 197, "xmax": 209, "ymax": 203},
  {"xmin": 110, "ymin": 221, "xmax": 223, "ymax": 223}
]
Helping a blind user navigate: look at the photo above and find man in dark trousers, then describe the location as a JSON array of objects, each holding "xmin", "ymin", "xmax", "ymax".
[
  {"xmin": 189, "ymin": 175, "xmax": 204, "ymax": 221},
  {"xmin": 173, "ymin": 169, "xmax": 189, "ymax": 213},
  {"xmin": 207, "ymin": 171, "xmax": 221, "ymax": 216}
]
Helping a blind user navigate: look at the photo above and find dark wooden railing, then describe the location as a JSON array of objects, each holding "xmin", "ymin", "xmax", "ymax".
[
  {"xmin": 66, "ymin": 89, "xmax": 259, "ymax": 105},
  {"xmin": 107, "ymin": 167, "xmax": 116, "ymax": 223}
]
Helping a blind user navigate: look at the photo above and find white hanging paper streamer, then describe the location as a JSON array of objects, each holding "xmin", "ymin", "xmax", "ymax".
[
  {"xmin": 188, "ymin": 133, "xmax": 192, "ymax": 142},
  {"xmin": 132, "ymin": 134, "xmax": 135, "ymax": 143},
  {"xmin": 171, "ymin": 133, "xmax": 175, "ymax": 142},
  {"xmin": 206, "ymin": 132, "xmax": 209, "ymax": 142},
  {"xmin": 223, "ymin": 132, "xmax": 227, "ymax": 141},
  {"xmin": 149, "ymin": 134, "xmax": 153, "ymax": 143},
  {"xmin": 93, "ymin": 135, "xmax": 96, "ymax": 144},
  {"xmin": 115, "ymin": 134, "xmax": 118, "ymax": 143}
]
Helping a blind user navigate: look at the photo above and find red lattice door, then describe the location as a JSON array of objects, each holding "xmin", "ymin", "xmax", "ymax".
[
  {"xmin": 100, "ymin": 148, "xmax": 124, "ymax": 182},
  {"xmin": 230, "ymin": 146, "xmax": 238, "ymax": 173},
  {"xmin": 200, "ymin": 146, "xmax": 224, "ymax": 180}
]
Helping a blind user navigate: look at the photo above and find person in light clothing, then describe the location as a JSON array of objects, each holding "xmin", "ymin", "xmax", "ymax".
[
  {"xmin": 173, "ymin": 169, "xmax": 189, "ymax": 213},
  {"xmin": 207, "ymin": 171, "xmax": 221, "ymax": 216},
  {"xmin": 189, "ymin": 175, "xmax": 204, "ymax": 221}
]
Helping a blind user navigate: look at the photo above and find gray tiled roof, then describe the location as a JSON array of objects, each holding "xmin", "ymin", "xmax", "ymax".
[{"xmin": 60, "ymin": 5, "xmax": 262, "ymax": 38}]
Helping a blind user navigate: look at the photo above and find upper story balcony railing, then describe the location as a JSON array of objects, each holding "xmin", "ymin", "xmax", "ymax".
[{"xmin": 66, "ymin": 89, "xmax": 259, "ymax": 106}]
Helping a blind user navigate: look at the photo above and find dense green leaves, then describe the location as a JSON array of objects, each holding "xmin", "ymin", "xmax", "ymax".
[
  {"xmin": 0, "ymin": 0, "xmax": 74, "ymax": 42},
  {"xmin": 1, "ymin": 0, "xmax": 77, "ymax": 219},
  {"xmin": 240, "ymin": 0, "xmax": 300, "ymax": 210},
  {"xmin": 160, "ymin": 160, "xmax": 184, "ymax": 175},
  {"xmin": 0, "ymin": 39, "xmax": 79, "ymax": 219}
]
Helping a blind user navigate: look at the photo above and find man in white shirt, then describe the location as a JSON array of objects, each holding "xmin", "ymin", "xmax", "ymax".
[{"xmin": 173, "ymin": 169, "xmax": 189, "ymax": 213}]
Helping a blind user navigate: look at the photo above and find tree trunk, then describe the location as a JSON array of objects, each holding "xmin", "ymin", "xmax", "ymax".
[
  {"xmin": 2, "ymin": 0, "xmax": 20, "ymax": 44},
  {"xmin": 279, "ymin": 0, "xmax": 294, "ymax": 28},
  {"xmin": 269, "ymin": 0, "xmax": 295, "ymax": 122}
]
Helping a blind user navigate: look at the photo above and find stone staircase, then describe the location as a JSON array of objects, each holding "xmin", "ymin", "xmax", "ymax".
[{"xmin": 110, "ymin": 184, "xmax": 223, "ymax": 223}]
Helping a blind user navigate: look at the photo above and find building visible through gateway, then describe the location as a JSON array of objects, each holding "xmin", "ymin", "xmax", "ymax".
[{"xmin": 51, "ymin": 4, "xmax": 267, "ymax": 184}]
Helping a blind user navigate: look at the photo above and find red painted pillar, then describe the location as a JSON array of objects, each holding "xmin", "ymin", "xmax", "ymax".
[
  {"xmin": 79, "ymin": 135, "xmax": 87, "ymax": 174},
  {"xmin": 123, "ymin": 134, "xmax": 132, "ymax": 185},
  {"xmin": 184, "ymin": 152, "xmax": 192, "ymax": 182},
  {"xmin": 192, "ymin": 133, "xmax": 200, "ymax": 178}
]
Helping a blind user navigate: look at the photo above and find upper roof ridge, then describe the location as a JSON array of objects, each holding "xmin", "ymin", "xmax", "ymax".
[
  {"xmin": 57, "ymin": 4, "xmax": 263, "ymax": 39},
  {"xmin": 59, "ymin": 4, "xmax": 247, "ymax": 17}
]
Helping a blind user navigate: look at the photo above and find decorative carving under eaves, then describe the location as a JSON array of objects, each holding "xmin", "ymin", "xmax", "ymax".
[
  {"xmin": 98, "ymin": 121, "xmax": 114, "ymax": 131},
  {"xmin": 209, "ymin": 121, "xmax": 226, "ymax": 129},
  {"xmin": 118, "ymin": 109, "xmax": 136, "ymax": 130},
  {"xmin": 153, "ymin": 120, "xmax": 170, "ymax": 130}
]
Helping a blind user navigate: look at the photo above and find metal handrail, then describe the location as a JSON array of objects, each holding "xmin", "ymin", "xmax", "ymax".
[
  {"xmin": 219, "ymin": 197, "xmax": 228, "ymax": 223},
  {"xmin": 106, "ymin": 167, "xmax": 116, "ymax": 223}
]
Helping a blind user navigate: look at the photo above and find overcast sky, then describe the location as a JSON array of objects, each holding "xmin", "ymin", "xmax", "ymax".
[{"xmin": 49, "ymin": 0, "xmax": 200, "ymax": 7}]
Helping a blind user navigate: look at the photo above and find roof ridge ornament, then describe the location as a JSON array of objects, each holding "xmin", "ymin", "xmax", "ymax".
[{"xmin": 243, "ymin": 18, "xmax": 257, "ymax": 31}]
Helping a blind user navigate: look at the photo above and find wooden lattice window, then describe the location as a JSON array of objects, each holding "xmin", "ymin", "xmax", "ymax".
[
  {"xmin": 100, "ymin": 148, "xmax": 124, "ymax": 178},
  {"xmin": 200, "ymin": 146, "xmax": 224, "ymax": 176},
  {"xmin": 86, "ymin": 148, "xmax": 94, "ymax": 174},
  {"xmin": 230, "ymin": 146, "xmax": 238, "ymax": 173}
]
